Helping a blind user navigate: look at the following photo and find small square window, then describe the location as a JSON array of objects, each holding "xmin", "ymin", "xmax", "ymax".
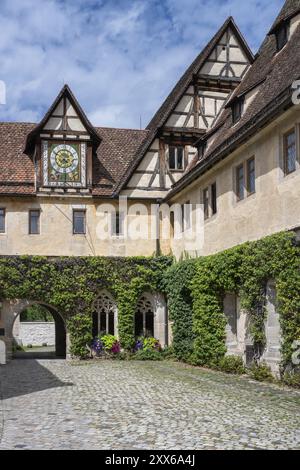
[
  {"xmin": 276, "ymin": 24, "xmax": 288, "ymax": 52},
  {"xmin": 29, "ymin": 210, "xmax": 40, "ymax": 235},
  {"xmin": 112, "ymin": 212, "xmax": 124, "ymax": 237},
  {"xmin": 0, "ymin": 208, "xmax": 5, "ymax": 233},
  {"xmin": 169, "ymin": 146, "xmax": 184, "ymax": 171},
  {"xmin": 236, "ymin": 164, "xmax": 244, "ymax": 201},
  {"xmin": 73, "ymin": 210, "xmax": 86, "ymax": 234},
  {"xmin": 232, "ymin": 98, "xmax": 244, "ymax": 125},
  {"xmin": 247, "ymin": 157, "xmax": 256, "ymax": 194},
  {"xmin": 181, "ymin": 201, "xmax": 191, "ymax": 232},
  {"xmin": 283, "ymin": 129, "xmax": 297, "ymax": 175},
  {"xmin": 211, "ymin": 182, "xmax": 217, "ymax": 215},
  {"xmin": 203, "ymin": 188, "xmax": 209, "ymax": 220}
]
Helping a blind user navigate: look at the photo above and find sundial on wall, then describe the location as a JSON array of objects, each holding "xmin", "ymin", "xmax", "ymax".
[{"xmin": 42, "ymin": 141, "xmax": 86, "ymax": 187}]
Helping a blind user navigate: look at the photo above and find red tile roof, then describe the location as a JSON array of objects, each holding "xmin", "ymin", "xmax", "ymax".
[{"xmin": 0, "ymin": 122, "xmax": 149, "ymax": 196}]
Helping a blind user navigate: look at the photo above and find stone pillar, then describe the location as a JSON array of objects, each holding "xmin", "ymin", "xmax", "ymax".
[
  {"xmin": 262, "ymin": 281, "xmax": 281, "ymax": 376},
  {"xmin": 153, "ymin": 293, "xmax": 168, "ymax": 348},
  {"xmin": 224, "ymin": 294, "xmax": 246, "ymax": 358}
]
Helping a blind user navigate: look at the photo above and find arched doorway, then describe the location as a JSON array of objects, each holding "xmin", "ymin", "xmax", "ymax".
[
  {"xmin": 92, "ymin": 291, "xmax": 118, "ymax": 338},
  {"xmin": 1, "ymin": 300, "xmax": 67, "ymax": 361}
]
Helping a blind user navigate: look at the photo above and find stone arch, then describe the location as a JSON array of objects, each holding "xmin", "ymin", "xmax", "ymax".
[
  {"xmin": 0, "ymin": 299, "xmax": 67, "ymax": 361},
  {"xmin": 92, "ymin": 290, "xmax": 118, "ymax": 338},
  {"xmin": 135, "ymin": 292, "xmax": 168, "ymax": 347}
]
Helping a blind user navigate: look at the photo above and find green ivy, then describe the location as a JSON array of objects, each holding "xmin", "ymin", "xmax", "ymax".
[
  {"xmin": 1, "ymin": 231, "xmax": 299, "ymax": 371},
  {"xmin": 162, "ymin": 259, "xmax": 196, "ymax": 361},
  {"xmin": 163, "ymin": 231, "xmax": 300, "ymax": 371},
  {"xmin": 0, "ymin": 255, "xmax": 172, "ymax": 357}
]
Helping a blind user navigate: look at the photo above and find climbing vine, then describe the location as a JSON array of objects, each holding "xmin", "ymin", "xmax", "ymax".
[
  {"xmin": 162, "ymin": 259, "xmax": 196, "ymax": 361},
  {"xmin": 163, "ymin": 231, "xmax": 300, "ymax": 371},
  {"xmin": 0, "ymin": 232, "xmax": 299, "ymax": 371},
  {"xmin": 0, "ymin": 255, "xmax": 172, "ymax": 357}
]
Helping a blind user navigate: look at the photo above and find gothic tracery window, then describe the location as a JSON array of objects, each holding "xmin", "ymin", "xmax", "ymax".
[
  {"xmin": 92, "ymin": 292, "xmax": 116, "ymax": 337},
  {"xmin": 135, "ymin": 295, "xmax": 154, "ymax": 338}
]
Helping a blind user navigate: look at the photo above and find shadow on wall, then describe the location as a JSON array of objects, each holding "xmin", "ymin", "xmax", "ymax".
[{"xmin": 0, "ymin": 359, "xmax": 73, "ymax": 400}]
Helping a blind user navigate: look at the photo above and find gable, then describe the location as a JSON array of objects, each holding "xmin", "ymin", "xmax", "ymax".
[
  {"xmin": 199, "ymin": 27, "xmax": 250, "ymax": 79},
  {"xmin": 42, "ymin": 96, "xmax": 88, "ymax": 134}
]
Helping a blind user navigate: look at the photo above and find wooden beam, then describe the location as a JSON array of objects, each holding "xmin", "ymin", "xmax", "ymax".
[{"xmin": 159, "ymin": 140, "xmax": 166, "ymax": 189}]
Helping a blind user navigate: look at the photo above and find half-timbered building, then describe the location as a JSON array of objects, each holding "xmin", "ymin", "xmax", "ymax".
[{"xmin": 0, "ymin": 0, "xmax": 300, "ymax": 368}]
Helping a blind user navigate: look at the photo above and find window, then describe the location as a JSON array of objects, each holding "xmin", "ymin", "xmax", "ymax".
[
  {"xmin": 169, "ymin": 146, "xmax": 184, "ymax": 171},
  {"xmin": 247, "ymin": 157, "xmax": 256, "ymax": 194},
  {"xmin": 73, "ymin": 210, "xmax": 86, "ymax": 234},
  {"xmin": 236, "ymin": 164, "xmax": 244, "ymax": 201},
  {"xmin": 112, "ymin": 212, "xmax": 124, "ymax": 237},
  {"xmin": 92, "ymin": 292, "xmax": 116, "ymax": 338},
  {"xmin": 276, "ymin": 23, "xmax": 288, "ymax": 52},
  {"xmin": 29, "ymin": 210, "xmax": 40, "ymax": 235},
  {"xmin": 181, "ymin": 201, "xmax": 191, "ymax": 232},
  {"xmin": 0, "ymin": 209, "xmax": 5, "ymax": 233},
  {"xmin": 232, "ymin": 98, "xmax": 244, "ymax": 125},
  {"xmin": 203, "ymin": 188, "xmax": 209, "ymax": 220},
  {"xmin": 283, "ymin": 129, "xmax": 297, "ymax": 175},
  {"xmin": 211, "ymin": 182, "xmax": 217, "ymax": 215},
  {"xmin": 135, "ymin": 295, "xmax": 154, "ymax": 338},
  {"xmin": 198, "ymin": 142, "xmax": 207, "ymax": 160}
]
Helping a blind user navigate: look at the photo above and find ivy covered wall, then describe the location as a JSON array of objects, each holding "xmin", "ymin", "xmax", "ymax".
[
  {"xmin": 0, "ymin": 256, "xmax": 172, "ymax": 357},
  {"xmin": 163, "ymin": 231, "xmax": 300, "ymax": 371},
  {"xmin": 0, "ymin": 231, "xmax": 299, "ymax": 371}
]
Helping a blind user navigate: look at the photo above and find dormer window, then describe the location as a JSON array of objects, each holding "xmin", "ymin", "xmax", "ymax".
[
  {"xmin": 276, "ymin": 23, "xmax": 288, "ymax": 51},
  {"xmin": 169, "ymin": 146, "xmax": 184, "ymax": 171},
  {"xmin": 198, "ymin": 141, "xmax": 207, "ymax": 160},
  {"xmin": 232, "ymin": 97, "xmax": 244, "ymax": 125}
]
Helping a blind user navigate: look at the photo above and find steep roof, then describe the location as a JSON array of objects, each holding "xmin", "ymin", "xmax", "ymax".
[
  {"xmin": 165, "ymin": 0, "xmax": 300, "ymax": 200},
  {"xmin": 0, "ymin": 122, "xmax": 36, "ymax": 195},
  {"xmin": 0, "ymin": 122, "xmax": 148, "ymax": 196},
  {"xmin": 24, "ymin": 84, "xmax": 101, "ymax": 155},
  {"xmin": 269, "ymin": 0, "xmax": 300, "ymax": 34},
  {"xmin": 146, "ymin": 17, "xmax": 254, "ymax": 132},
  {"xmin": 114, "ymin": 17, "xmax": 254, "ymax": 195}
]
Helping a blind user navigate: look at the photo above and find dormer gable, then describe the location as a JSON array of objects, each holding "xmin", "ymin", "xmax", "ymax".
[
  {"xmin": 24, "ymin": 85, "xmax": 100, "ymax": 191},
  {"xmin": 25, "ymin": 85, "xmax": 100, "ymax": 155}
]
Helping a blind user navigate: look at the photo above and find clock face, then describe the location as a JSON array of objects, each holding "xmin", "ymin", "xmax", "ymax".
[
  {"xmin": 48, "ymin": 143, "xmax": 81, "ymax": 185},
  {"xmin": 42, "ymin": 141, "xmax": 86, "ymax": 188},
  {"xmin": 50, "ymin": 144, "xmax": 79, "ymax": 174}
]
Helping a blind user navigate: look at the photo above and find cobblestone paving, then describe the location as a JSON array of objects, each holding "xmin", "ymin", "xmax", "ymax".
[{"xmin": 0, "ymin": 359, "xmax": 300, "ymax": 450}]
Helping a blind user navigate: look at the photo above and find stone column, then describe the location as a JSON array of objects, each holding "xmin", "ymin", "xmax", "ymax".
[
  {"xmin": 262, "ymin": 280, "xmax": 281, "ymax": 376},
  {"xmin": 224, "ymin": 294, "xmax": 246, "ymax": 358},
  {"xmin": 153, "ymin": 293, "xmax": 168, "ymax": 348}
]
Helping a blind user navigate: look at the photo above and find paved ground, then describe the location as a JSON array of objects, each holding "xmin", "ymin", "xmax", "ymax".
[{"xmin": 0, "ymin": 359, "xmax": 300, "ymax": 450}]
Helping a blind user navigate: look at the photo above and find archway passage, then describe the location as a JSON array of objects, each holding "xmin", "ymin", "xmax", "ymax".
[{"xmin": 12, "ymin": 303, "xmax": 66, "ymax": 359}]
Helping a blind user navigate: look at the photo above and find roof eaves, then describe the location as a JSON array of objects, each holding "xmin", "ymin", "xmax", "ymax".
[{"xmin": 164, "ymin": 84, "xmax": 293, "ymax": 202}]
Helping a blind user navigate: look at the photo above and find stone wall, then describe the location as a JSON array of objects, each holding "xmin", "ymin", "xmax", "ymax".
[{"xmin": 16, "ymin": 322, "xmax": 55, "ymax": 347}]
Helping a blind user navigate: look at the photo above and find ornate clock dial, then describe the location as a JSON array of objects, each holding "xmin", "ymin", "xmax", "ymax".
[
  {"xmin": 43, "ymin": 140, "xmax": 86, "ymax": 188},
  {"xmin": 50, "ymin": 144, "xmax": 79, "ymax": 174}
]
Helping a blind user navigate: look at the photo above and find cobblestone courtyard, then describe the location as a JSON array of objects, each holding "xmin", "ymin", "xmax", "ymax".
[{"xmin": 0, "ymin": 359, "xmax": 300, "ymax": 450}]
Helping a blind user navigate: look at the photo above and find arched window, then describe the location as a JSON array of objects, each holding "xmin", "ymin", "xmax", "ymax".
[
  {"xmin": 93, "ymin": 292, "xmax": 116, "ymax": 337},
  {"xmin": 135, "ymin": 295, "xmax": 154, "ymax": 338}
]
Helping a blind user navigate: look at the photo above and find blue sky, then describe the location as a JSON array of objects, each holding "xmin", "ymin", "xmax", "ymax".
[{"xmin": 0, "ymin": 0, "xmax": 284, "ymax": 128}]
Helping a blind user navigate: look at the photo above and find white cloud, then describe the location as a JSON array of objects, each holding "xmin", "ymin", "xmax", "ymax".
[{"xmin": 0, "ymin": 0, "xmax": 284, "ymax": 128}]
